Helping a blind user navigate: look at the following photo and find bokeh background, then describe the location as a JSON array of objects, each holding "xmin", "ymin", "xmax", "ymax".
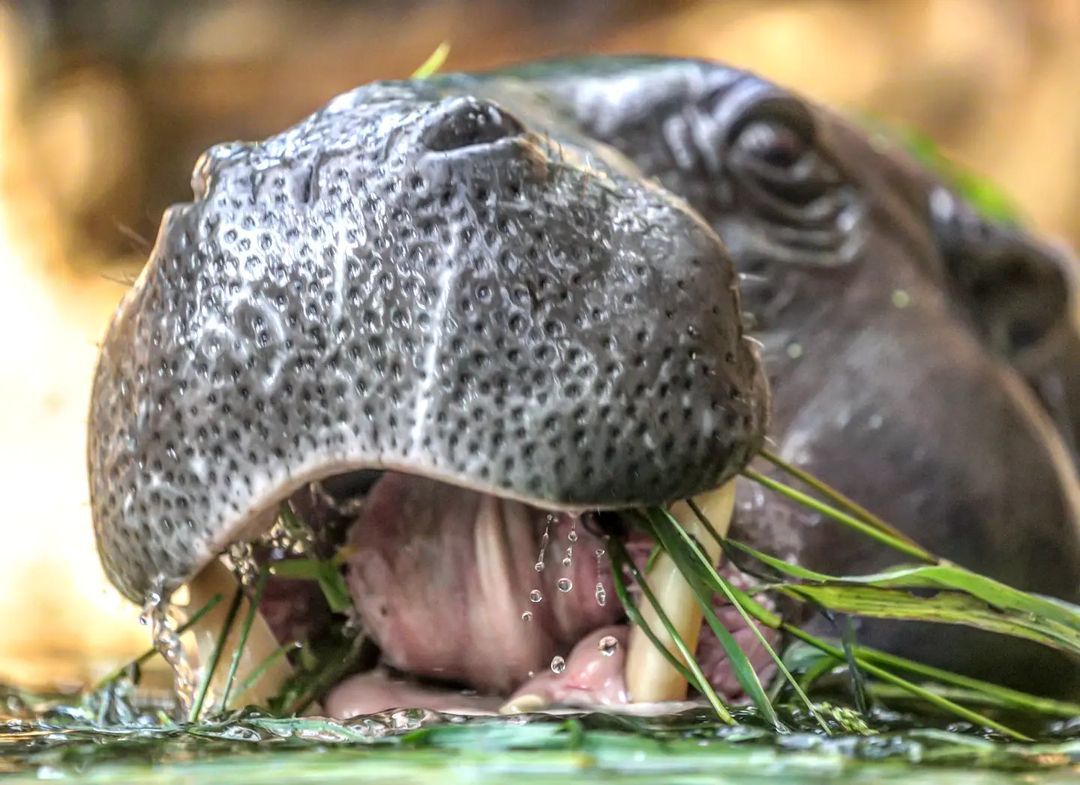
[{"xmin": 1, "ymin": 0, "xmax": 1077, "ymax": 689}]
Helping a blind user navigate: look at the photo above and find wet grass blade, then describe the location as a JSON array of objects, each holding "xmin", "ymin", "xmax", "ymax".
[
  {"xmin": 188, "ymin": 587, "xmax": 244, "ymax": 723},
  {"xmin": 93, "ymin": 593, "xmax": 225, "ymax": 692},
  {"xmin": 680, "ymin": 500, "xmax": 832, "ymax": 733},
  {"xmin": 781, "ymin": 624, "xmax": 1031, "ymax": 741},
  {"xmin": 218, "ymin": 570, "xmax": 269, "ymax": 712},
  {"xmin": 606, "ymin": 540, "xmax": 700, "ymax": 690},
  {"xmin": 233, "ymin": 642, "xmax": 298, "ymax": 701},
  {"xmin": 608, "ymin": 536, "xmax": 735, "ymax": 724},
  {"xmin": 286, "ymin": 633, "xmax": 366, "ymax": 716},
  {"xmin": 268, "ymin": 558, "xmax": 352, "ymax": 613},
  {"xmin": 780, "ymin": 583, "xmax": 1080, "ymax": 654},
  {"xmin": 848, "ymin": 646, "xmax": 1080, "ymax": 718},
  {"xmin": 742, "ymin": 468, "xmax": 934, "ymax": 563},
  {"xmin": 638, "ymin": 508, "xmax": 785, "ymax": 730},
  {"xmin": 724, "ymin": 539, "xmax": 1080, "ymax": 656},
  {"xmin": 711, "ymin": 581, "xmax": 1031, "ymax": 740},
  {"xmin": 759, "ymin": 449, "xmax": 924, "ymax": 552}
]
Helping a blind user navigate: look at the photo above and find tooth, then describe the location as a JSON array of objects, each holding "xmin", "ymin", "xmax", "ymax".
[
  {"xmin": 625, "ymin": 481, "xmax": 735, "ymax": 703},
  {"xmin": 185, "ymin": 558, "xmax": 293, "ymax": 716},
  {"xmin": 499, "ymin": 693, "xmax": 550, "ymax": 714}
]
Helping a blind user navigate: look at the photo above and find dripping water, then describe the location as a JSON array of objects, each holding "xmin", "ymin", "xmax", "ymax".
[
  {"xmin": 595, "ymin": 547, "xmax": 607, "ymax": 607},
  {"xmin": 562, "ymin": 519, "xmax": 577, "ymax": 567},
  {"xmin": 527, "ymin": 514, "xmax": 554, "ymax": 614},
  {"xmin": 534, "ymin": 514, "xmax": 553, "ymax": 573},
  {"xmin": 141, "ymin": 581, "xmax": 196, "ymax": 716}
]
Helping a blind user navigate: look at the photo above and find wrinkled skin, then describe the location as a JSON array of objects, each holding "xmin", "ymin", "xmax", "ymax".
[
  {"xmin": 90, "ymin": 56, "xmax": 1080, "ymax": 710},
  {"xmin": 480, "ymin": 58, "xmax": 1079, "ymax": 691}
]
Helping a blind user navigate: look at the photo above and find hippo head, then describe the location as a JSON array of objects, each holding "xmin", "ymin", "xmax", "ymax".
[
  {"xmin": 88, "ymin": 77, "xmax": 769, "ymax": 711},
  {"xmin": 512, "ymin": 57, "xmax": 1079, "ymax": 694}
]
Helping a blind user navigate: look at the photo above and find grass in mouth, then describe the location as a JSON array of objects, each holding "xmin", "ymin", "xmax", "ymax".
[{"xmin": 80, "ymin": 444, "xmax": 1079, "ymax": 748}]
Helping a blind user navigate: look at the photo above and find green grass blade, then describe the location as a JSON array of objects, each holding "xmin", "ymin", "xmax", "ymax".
[
  {"xmin": 759, "ymin": 449, "xmax": 925, "ymax": 552},
  {"xmin": 233, "ymin": 642, "xmax": 298, "ymax": 701},
  {"xmin": 606, "ymin": 540, "xmax": 700, "ymax": 691},
  {"xmin": 714, "ymin": 580, "xmax": 1031, "ymax": 740},
  {"xmin": 679, "ymin": 501, "xmax": 831, "ymax": 733},
  {"xmin": 780, "ymin": 583, "xmax": 1080, "ymax": 654},
  {"xmin": 742, "ymin": 469, "xmax": 934, "ymax": 563},
  {"xmin": 608, "ymin": 536, "xmax": 735, "ymax": 724},
  {"xmin": 725, "ymin": 539, "xmax": 839, "ymax": 582},
  {"xmin": 781, "ymin": 625, "xmax": 1031, "ymax": 741},
  {"xmin": 268, "ymin": 558, "xmax": 352, "ymax": 613},
  {"xmin": 686, "ymin": 501, "xmax": 829, "ymax": 734},
  {"xmin": 850, "ymin": 645, "xmax": 1080, "ymax": 717},
  {"xmin": 188, "ymin": 587, "xmax": 244, "ymax": 723},
  {"xmin": 837, "ymin": 564, "xmax": 1080, "ymax": 631},
  {"xmin": 725, "ymin": 538, "xmax": 1080, "ymax": 656},
  {"xmin": 640, "ymin": 508, "xmax": 783, "ymax": 729},
  {"xmin": 218, "ymin": 570, "xmax": 270, "ymax": 712}
]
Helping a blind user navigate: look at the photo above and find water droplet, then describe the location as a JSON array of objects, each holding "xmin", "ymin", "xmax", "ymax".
[
  {"xmin": 557, "ymin": 577, "xmax": 573, "ymax": 593},
  {"xmin": 535, "ymin": 516, "xmax": 552, "ymax": 574},
  {"xmin": 550, "ymin": 656, "xmax": 566, "ymax": 674},
  {"xmin": 529, "ymin": 589, "xmax": 543, "ymax": 603},
  {"xmin": 786, "ymin": 341, "xmax": 804, "ymax": 360},
  {"xmin": 521, "ymin": 611, "xmax": 533, "ymax": 622},
  {"xmin": 567, "ymin": 526, "xmax": 578, "ymax": 543},
  {"xmin": 598, "ymin": 635, "xmax": 619, "ymax": 656},
  {"xmin": 227, "ymin": 541, "xmax": 258, "ymax": 586},
  {"xmin": 595, "ymin": 583, "xmax": 607, "ymax": 606}
]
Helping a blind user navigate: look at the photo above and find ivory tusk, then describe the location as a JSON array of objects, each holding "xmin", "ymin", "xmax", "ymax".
[
  {"xmin": 624, "ymin": 480, "xmax": 736, "ymax": 703},
  {"xmin": 184, "ymin": 558, "xmax": 294, "ymax": 717}
]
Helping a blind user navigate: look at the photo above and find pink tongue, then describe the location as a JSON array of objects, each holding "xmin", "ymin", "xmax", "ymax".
[
  {"xmin": 507, "ymin": 625, "xmax": 630, "ymax": 708},
  {"xmin": 343, "ymin": 473, "xmax": 622, "ymax": 694}
]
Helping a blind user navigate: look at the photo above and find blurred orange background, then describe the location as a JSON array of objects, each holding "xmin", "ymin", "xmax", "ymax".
[{"xmin": 1, "ymin": 0, "xmax": 1077, "ymax": 688}]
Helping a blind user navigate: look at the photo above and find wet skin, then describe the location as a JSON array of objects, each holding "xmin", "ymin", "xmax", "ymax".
[
  {"xmin": 464, "ymin": 59, "xmax": 1080, "ymax": 692},
  {"xmin": 89, "ymin": 57, "xmax": 1080, "ymax": 708}
]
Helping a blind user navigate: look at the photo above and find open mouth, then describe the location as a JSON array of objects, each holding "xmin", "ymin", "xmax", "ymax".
[{"xmin": 193, "ymin": 469, "xmax": 780, "ymax": 718}]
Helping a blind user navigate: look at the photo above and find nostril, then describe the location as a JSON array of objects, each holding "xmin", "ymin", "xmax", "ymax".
[{"xmin": 421, "ymin": 96, "xmax": 525, "ymax": 152}]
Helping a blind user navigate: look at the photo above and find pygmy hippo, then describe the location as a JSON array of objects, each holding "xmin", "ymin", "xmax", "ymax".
[{"xmin": 88, "ymin": 57, "xmax": 1079, "ymax": 714}]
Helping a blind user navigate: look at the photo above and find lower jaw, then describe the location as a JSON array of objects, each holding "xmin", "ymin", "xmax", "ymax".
[{"xmin": 185, "ymin": 471, "xmax": 777, "ymax": 719}]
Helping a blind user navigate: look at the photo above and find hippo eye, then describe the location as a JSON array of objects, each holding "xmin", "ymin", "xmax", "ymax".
[
  {"xmin": 728, "ymin": 116, "xmax": 840, "ymax": 208},
  {"xmin": 422, "ymin": 97, "xmax": 526, "ymax": 152},
  {"xmin": 736, "ymin": 121, "xmax": 806, "ymax": 169},
  {"xmin": 725, "ymin": 108, "xmax": 860, "ymax": 264}
]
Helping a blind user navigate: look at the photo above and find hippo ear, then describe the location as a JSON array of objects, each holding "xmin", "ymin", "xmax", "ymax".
[{"xmin": 930, "ymin": 186, "xmax": 1080, "ymax": 456}]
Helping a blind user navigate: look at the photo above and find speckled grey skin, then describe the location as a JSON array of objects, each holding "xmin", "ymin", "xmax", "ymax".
[
  {"xmin": 89, "ymin": 77, "xmax": 768, "ymax": 604},
  {"xmin": 90, "ymin": 57, "xmax": 1079, "ymax": 691}
]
